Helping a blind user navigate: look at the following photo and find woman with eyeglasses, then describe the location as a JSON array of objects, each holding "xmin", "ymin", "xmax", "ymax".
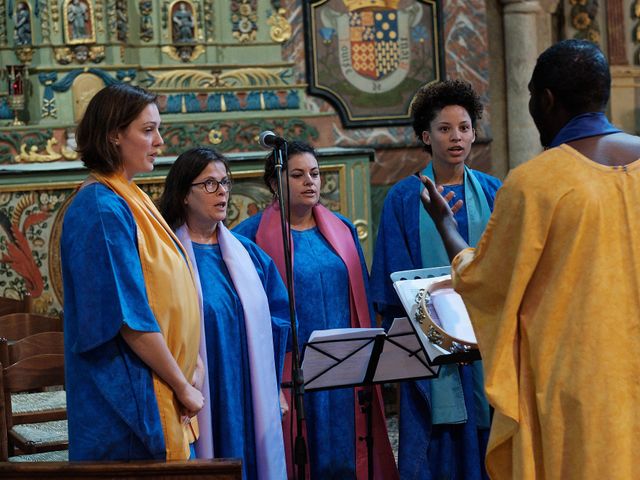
[{"xmin": 159, "ymin": 147, "xmax": 289, "ymax": 480}]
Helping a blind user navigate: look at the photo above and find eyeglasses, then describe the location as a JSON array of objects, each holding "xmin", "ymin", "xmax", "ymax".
[{"xmin": 191, "ymin": 178, "xmax": 233, "ymax": 193}]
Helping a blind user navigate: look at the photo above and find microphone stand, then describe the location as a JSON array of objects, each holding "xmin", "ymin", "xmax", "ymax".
[{"xmin": 273, "ymin": 142, "xmax": 307, "ymax": 480}]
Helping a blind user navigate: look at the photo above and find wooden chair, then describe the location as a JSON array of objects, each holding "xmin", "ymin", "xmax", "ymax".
[
  {"xmin": 0, "ymin": 295, "xmax": 33, "ymax": 317},
  {"xmin": 0, "ymin": 354, "xmax": 67, "ymax": 460},
  {"xmin": 0, "ymin": 459, "xmax": 242, "ymax": 479},
  {"xmin": 0, "ymin": 314, "xmax": 63, "ymax": 342},
  {"xmin": 0, "ymin": 333, "xmax": 66, "ymax": 426}
]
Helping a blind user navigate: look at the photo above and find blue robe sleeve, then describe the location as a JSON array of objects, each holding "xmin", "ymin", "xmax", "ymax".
[
  {"xmin": 369, "ymin": 177, "xmax": 423, "ymax": 329},
  {"xmin": 232, "ymin": 212, "xmax": 262, "ymax": 242},
  {"xmin": 473, "ymin": 170, "xmax": 502, "ymax": 210},
  {"xmin": 62, "ymin": 184, "xmax": 160, "ymax": 355},
  {"xmin": 233, "ymin": 233, "xmax": 291, "ymax": 387}
]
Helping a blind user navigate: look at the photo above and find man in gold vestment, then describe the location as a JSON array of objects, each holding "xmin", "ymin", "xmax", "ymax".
[{"xmin": 420, "ymin": 39, "xmax": 640, "ymax": 479}]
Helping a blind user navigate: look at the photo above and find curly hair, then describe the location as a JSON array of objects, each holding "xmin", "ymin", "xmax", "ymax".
[{"xmin": 411, "ymin": 79, "xmax": 483, "ymax": 153}]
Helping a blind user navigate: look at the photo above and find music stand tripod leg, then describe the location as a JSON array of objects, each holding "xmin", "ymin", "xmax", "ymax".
[{"xmin": 358, "ymin": 387, "xmax": 374, "ymax": 480}]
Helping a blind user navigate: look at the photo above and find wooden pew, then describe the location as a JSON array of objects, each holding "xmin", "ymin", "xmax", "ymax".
[{"xmin": 0, "ymin": 459, "xmax": 242, "ymax": 479}]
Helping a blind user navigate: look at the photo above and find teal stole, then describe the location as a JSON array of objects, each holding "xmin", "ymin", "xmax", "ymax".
[{"xmin": 419, "ymin": 163, "xmax": 491, "ymax": 427}]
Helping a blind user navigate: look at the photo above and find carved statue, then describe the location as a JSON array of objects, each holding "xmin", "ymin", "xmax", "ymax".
[
  {"xmin": 14, "ymin": 2, "xmax": 31, "ymax": 45},
  {"xmin": 67, "ymin": 0, "xmax": 89, "ymax": 40},
  {"xmin": 172, "ymin": 3, "xmax": 194, "ymax": 43}
]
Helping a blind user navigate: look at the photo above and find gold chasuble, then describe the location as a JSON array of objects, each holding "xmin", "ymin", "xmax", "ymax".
[
  {"xmin": 451, "ymin": 146, "xmax": 640, "ymax": 480},
  {"xmin": 94, "ymin": 173, "xmax": 200, "ymax": 460}
]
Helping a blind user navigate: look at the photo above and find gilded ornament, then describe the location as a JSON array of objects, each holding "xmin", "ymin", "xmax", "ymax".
[
  {"xmin": 342, "ymin": 0, "xmax": 400, "ymax": 10},
  {"xmin": 148, "ymin": 69, "xmax": 225, "ymax": 89},
  {"xmin": 13, "ymin": 138, "xmax": 78, "ymax": 163},
  {"xmin": 161, "ymin": 44, "xmax": 205, "ymax": 62},
  {"xmin": 267, "ymin": 8, "xmax": 292, "ymax": 43},
  {"xmin": 231, "ymin": 0, "xmax": 257, "ymax": 43},
  {"xmin": 53, "ymin": 45, "xmax": 105, "ymax": 65},
  {"xmin": 208, "ymin": 129, "xmax": 223, "ymax": 145},
  {"xmin": 51, "ymin": 0, "xmax": 60, "ymax": 33},
  {"xmin": 95, "ymin": 0, "xmax": 105, "ymax": 33},
  {"xmin": 353, "ymin": 219, "xmax": 368, "ymax": 240},
  {"xmin": 572, "ymin": 12, "xmax": 591, "ymax": 29},
  {"xmin": 15, "ymin": 46, "xmax": 34, "ymax": 63}
]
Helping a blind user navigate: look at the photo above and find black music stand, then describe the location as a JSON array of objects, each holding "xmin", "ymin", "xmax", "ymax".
[{"xmin": 301, "ymin": 318, "xmax": 439, "ymax": 480}]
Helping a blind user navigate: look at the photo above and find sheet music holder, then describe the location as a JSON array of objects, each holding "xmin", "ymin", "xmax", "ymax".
[
  {"xmin": 391, "ymin": 267, "xmax": 481, "ymax": 365},
  {"xmin": 301, "ymin": 321, "xmax": 438, "ymax": 392},
  {"xmin": 301, "ymin": 320, "xmax": 438, "ymax": 480}
]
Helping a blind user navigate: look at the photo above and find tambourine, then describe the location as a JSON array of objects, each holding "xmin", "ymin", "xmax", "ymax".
[{"xmin": 414, "ymin": 279, "xmax": 478, "ymax": 354}]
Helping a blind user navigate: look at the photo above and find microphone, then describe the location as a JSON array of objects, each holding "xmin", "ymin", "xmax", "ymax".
[{"xmin": 259, "ymin": 130, "xmax": 287, "ymax": 149}]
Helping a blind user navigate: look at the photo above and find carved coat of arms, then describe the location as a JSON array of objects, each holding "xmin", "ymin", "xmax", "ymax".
[
  {"xmin": 323, "ymin": 0, "xmax": 423, "ymax": 93},
  {"xmin": 305, "ymin": 0, "xmax": 443, "ymax": 126}
]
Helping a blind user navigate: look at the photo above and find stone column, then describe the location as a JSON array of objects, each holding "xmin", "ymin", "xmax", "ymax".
[{"xmin": 501, "ymin": 0, "xmax": 542, "ymax": 168}]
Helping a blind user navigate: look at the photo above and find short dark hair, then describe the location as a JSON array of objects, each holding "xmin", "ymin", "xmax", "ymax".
[
  {"xmin": 263, "ymin": 140, "xmax": 317, "ymax": 195},
  {"xmin": 159, "ymin": 147, "xmax": 231, "ymax": 229},
  {"xmin": 411, "ymin": 79, "xmax": 483, "ymax": 154},
  {"xmin": 530, "ymin": 39, "xmax": 610, "ymax": 114},
  {"xmin": 76, "ymin": 83, "xmax": 158, "ymax": 174}
]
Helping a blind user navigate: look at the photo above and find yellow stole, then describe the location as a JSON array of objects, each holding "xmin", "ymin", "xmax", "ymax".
[{"xmin": 93, "ymin": 172, "xmax": 200, "ymax": 460}]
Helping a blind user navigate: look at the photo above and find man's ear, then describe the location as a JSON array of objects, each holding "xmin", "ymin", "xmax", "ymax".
[{"xmin": 541, "ymin": 87, "xmax": 556, "ymax": 114}]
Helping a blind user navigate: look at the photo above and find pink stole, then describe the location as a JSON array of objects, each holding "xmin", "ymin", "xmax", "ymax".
[{"xmin": 255, "ymin": 202, "xmax": 399, "ymax": 480}]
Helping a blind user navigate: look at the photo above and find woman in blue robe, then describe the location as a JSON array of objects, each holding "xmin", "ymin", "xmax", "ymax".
[
  {"xmin": 62, "ymin": 84, "xmax": 203, "ymax": 461},
  {"xmin": 234, "ymin": 141, "xmax": 398, "ymax": 480},
  {"xmin": 159, "ymin": 147, "xmax": 289, "ymax": 480},
  {"xmin": 370, "ymin": 80, "xmax": 502, "ymax": 479}
]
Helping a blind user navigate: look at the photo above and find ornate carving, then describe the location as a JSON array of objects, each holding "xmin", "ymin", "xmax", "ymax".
[
  {"xmin": 148, "ymin": 69, "xmax": 225, "ymax": 88},
  {"xmin": 569, "ymin": 0, "xmax": 600, "ymax": 44},
  {"xmin": 63, "ymin": 0, "xmax": 97, "ymax": 44},
  {"xmin": 39, "ymin": 0, "xmax": 52, "ymax": 43},
  {"xmin": 51, "ymin": 0, "xmax": 61, "ymax": 34},
  {"xmin": 145, "ymin": 67, "xmax": 292, "ymax": 90},
  {"xmin": 353, "ymin": 219, "xmax": 368, "ymax": 241},
  {"xmin": 139, "ymin": 0, "xmax": 154, "ymax": 42},
  {"xmin": 160, "ymin": 119, "xmax": 318, "ymax": 154},
  {"xmin": 0, "ymin": 0, "xmax": 7, "ymax": 45},
  {"xmin": 116, "ymin": 0, "xmax": 128, "ymax": 41},
  {"xmin": 231, "ymin": 0, "xmax": 258, "ymax": 43},
  {"xmin": 208, "ymin": 129, "xmax": 223, "ymax": 145},
  {"xmin": 221, "ymin": 67, "xmax": 293, "ymax": 87},
  {"xmin": 53, "ymin": 45, "xmax": 105, "ymax": 64},
  {"xmin": 0, "ymin": 131, "xmax": 55, "ymax": 163},
  {"xmin": 94, "ymin": 0, "xmax": 105, "ymax": 33},
  {"xmin": 203, "ymin": 0, "xmax": 215, "ymax": 41},
  {"xmin": 267, "ymin": 7, "xmax": 291, "ymax": 43},
  {"xmin": 170, "ymin": 0, "xmax": 196, "ymax": 43},
  {"xmin": 106, "ymin": 0, "xmax": 117, "ymax": 41},
  {"xmin": 15, "ymin": 46, "xmax": 34, "ymax": 64},
  {"xmin": 161, "ymin": 44, "xmax": 205, "ymax": 62},
  {"xmin": 14, "ymin": 138, "xmax": 78, "ymax": 163},
  {"xmin": 13, "ymin": 1, "xmax": 32, "ymax": 46}
]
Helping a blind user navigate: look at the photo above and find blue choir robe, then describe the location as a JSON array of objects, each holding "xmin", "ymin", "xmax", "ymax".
[
  {"xmin": 234, "ymin": 212, "xmax": 374, "ymax": 479},
  {"xmin": 370, "ymin": 172, "xmax": 501, "ymax": 480},
  {"xmin": 61, "ymin": 184, "xmax": 165, "ymax": 460},
  {"xmin": 192, "ymin": 233, "xmax": 290, "ymax": 480}
]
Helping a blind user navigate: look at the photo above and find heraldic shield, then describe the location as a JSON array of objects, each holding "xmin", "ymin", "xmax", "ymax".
[{"xmin": 348, "ymin": 7, "xmax": 400, "ymax": 81}]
